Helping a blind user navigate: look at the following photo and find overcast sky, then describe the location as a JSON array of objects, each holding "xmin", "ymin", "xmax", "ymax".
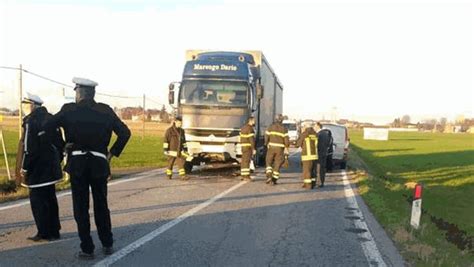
[{"xmin": 0, "ymin": 0, "xmax": 472, "ymax": 124}]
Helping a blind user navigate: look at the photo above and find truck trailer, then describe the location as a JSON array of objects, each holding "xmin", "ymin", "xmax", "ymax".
[{"xmin": 168, "ymin": 50, "xmax": 283, "ymax": 172}]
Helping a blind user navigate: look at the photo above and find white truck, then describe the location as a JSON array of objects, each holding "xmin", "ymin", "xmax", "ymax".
[{"xmin": 168, "ymin": 50, "xmax": 283, "ymax": 171}]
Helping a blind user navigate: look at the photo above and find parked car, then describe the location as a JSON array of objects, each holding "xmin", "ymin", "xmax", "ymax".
[
  {"xmin": 283, "ymin": 119, "xmax": 299, "ymax": 146},
  {"xmin": 321, "ymin": 123, "xmax": 349, "ymax": 169}
]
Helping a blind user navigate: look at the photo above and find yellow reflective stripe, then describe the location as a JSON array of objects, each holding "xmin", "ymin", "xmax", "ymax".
[
  {"xmin": 305, "ymin": 138, "xmax": 312, "ymax": 158},
  {"xmin": 302, "ymin": 155, "xmax": 317, "ymax": 161},
  {"xmin": 273, "ymin": 171, "xmax": 280, "ymax": 175},
  {"xmin": 308, "ymin": 135, "xmax": 317, "ymax": 138},
  {"xmin": 265, "ymin": 131, "xmax": 271, "ymax": 135},
  {"xmin": 181, "ymin": 151, "xmax": 190, "ymax": 157},
  {"xmin": 163, "ymin": 143, "xmax": 169, "ymax": 149},
  {"xmin": 268, "ymin": 131, "xmax": 286, "ymax": 137},
  {"xmin": 304, "ymin": 179, "xmax": 312, "ymax": 183},
  {"xmin": 311, "ymin": 178, "xmax": 316, "ymax": 181},
  {"xmin": 168, "ymin": 151, "xmax": 178, "ymax": 157},
  {"xmin": 166, "ymin": 169, "xmax": 172, "ymax": 175},
  {"xmin": 240, "ymin": 133, "xmax": 255, "ymax": 138},
  {"xmin": 268, "ymin": 142, "xmax": 285, "ymax": 148},
  {"xmin": 241, "ymin": 143, "xmax": 252, "ymax": 147},
  {"xmin": 241, "ymin": 168, "xmax": 251, "ymax": 171}
]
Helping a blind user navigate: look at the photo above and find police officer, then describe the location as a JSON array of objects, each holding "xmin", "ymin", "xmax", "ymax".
[
  {"xmin": 315, "ymin": 122, "xmax": 333, "ymax": 188},
  {"xmin": 296, "ymin": 121, "xmax": 318, "ymax": 189},
  {"xmin": 240, "ymin": 116, "xmax": 256, "ymax": 181},
  {"xmin": 265, "ymin": 114, "xmax": 290, "ymax": 185},
  {"xmin": 45, "ymin": 78, "xmax": 131, "ymax": 259},
  {"xmin": 163, "ymin": 116, "xmax": 189, "ymax": 180},
  {"xmin": 16, "ymin": 93, "xmax": 64, "ymax": 242}
]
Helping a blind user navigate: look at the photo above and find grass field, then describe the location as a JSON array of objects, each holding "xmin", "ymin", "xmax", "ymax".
[
  {"xmin": 1, "ymin": 116, "xmax": 169, "ymax": 201},
  {"xmin": 349, "ymin": 130, "xmax": 474, "ymax": 266}
]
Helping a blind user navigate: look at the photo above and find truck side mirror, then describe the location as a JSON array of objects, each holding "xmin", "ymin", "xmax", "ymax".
[
  {"xmin": 256, "ymin": 83, "xmax": 264, "ymax": 99},
  {"xmin": 168, "ymin": 83, "xmax": 175, "ymax": 105}
]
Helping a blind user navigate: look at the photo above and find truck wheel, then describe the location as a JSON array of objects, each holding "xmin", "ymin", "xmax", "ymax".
[
  {"xmin": 184, "ymin": 162, "xmax": 193, "ymax": 173},
  {"xmin": 340, "ymin": 161, "xmax": 347, "ymax": 170}
]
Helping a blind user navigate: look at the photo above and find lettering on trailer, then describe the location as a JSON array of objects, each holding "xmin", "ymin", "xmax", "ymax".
[{"xmin": 193, "ymin": 64, "xmax": 238, "ymax": 72}]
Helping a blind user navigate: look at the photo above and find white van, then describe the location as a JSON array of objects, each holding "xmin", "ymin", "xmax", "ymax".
[
  {"xmin": 321, "ymin": 123, "xmax": 350, "ymax": 169},
  {"xmin": 283, "ymin": 120, "xmax": 299, "ymax": 146}
]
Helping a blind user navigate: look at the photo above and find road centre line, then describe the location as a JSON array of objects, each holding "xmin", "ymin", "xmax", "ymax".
[{"xmin": 93, "ymin": 180, "xmax": 248, "ymax": 267}]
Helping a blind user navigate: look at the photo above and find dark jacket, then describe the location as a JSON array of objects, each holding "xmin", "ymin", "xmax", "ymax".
[
  {"xmin": 296, "ymin": 128, "xmax": 318, "ymax": 161},
  {"xmin": 163, "ymin": 125, "xmax": 186, "ymax": 157},
  {"xmin": 45, "ymin": 100, "xmax": 131, "ymax": 178},
  {"xmin": 265, "ymin": 123, "xmax": 290, "ymax": 149},
  {"xmin": 317, "ymin": 129, "xmax": 333, "ymax": 157},
  {"xmin": 17, "ymin": 107, "xmax": 64, "ymax": 187},
  {"xmin": 240, "ymin": 124, "xmax": 255, "ymax": 151}
]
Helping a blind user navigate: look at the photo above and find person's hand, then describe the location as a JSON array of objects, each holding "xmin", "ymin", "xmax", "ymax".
[
  {"xmin": 107, "ymin": 152, "xmax": 114, "ymax": 162},
  {"xmin": 20, "ymin": 169, "xmax": 28, "ymax": 179},
  {"xmin": 284, "ymin": 148, "xmax": 289, "ymax": 155},
  {"xmin": 252, "ymin": 150, "xmax": 257, "ymax": 156},
  {"xmin": 107, "ymin": 175, "xmax": 112, "ymax": 183}
]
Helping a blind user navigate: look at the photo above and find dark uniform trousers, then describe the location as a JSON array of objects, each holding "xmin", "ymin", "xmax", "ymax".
[
  {"xmin": 70, "ymin": 156, "xmax": 112, "ymax": 254},
  {"xmin": 265, "ymin": 146, "xmax": 284, "ymax": 180},
  {"xmin": 29, "ymin": 185, "xmax": 60, "ymax": 238},
  {"xmin": 240, "ymin": 147, "xmax": 252, "ymax": 177},
  {"xmin": 317, "ymin": 155, "xmax": 328, "ymax": 185}
]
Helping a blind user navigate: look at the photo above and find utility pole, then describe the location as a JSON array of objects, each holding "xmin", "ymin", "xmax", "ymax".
[
  {"xmin": 142, "ymin": 94, "xmax": 146, "ymax": 140},
  {"xmin": 18, "ymin": 64, "xmax": 23, "ymax": 139}
]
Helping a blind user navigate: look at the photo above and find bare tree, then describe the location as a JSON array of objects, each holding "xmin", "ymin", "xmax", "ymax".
[{"xmin": 439, "ymin": 117, "xmax": 447, "ymax": 126}]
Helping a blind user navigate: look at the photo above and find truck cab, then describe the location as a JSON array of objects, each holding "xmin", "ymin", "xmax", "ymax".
[
  {"xmin": 282, "ymin": 120, "xmax": 299, "ymax": 146},
  {"xmin": 169, "ymin": 51, "xmax": 282, "ymax": 171}
]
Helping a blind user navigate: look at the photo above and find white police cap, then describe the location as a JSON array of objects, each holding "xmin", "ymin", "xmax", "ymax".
[
  {"xmin": 22, "ymin": 92, "xmax": 44, "ymax": 105},
  {"xmin": 72, "ymin": 77, "xmax": 98, "ymax": 88}
]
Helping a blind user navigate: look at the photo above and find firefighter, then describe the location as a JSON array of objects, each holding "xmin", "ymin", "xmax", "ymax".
[
  {"xmin": 315, "ymin": 122, "xmax": 333, "ymax": 188},
  {"xmin": 296, "ymin": 121, "xmax": 318, "ymax": 189},
  {"xmin": 265, "ymin": 114, "xmax": 290, "ymax": 185},
  {"xmin": 240, "ymin": 116, "xmax": 256, "ymax": 181},
  {"xmin": 45, "ymin": 77, "xmax": 131, "ymax": 259},
  {"xmin": 163, "ymin": 116, "xmax": 190, "ymax": 180},
  {"xmin": 16, "ymin": 93, "xmax": 64, "ymax": 242}
]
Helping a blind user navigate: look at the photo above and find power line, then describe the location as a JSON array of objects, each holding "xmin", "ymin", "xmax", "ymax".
[{"xmin": 1, "ymin": 65, "xmax": 145, "ymax": 100}]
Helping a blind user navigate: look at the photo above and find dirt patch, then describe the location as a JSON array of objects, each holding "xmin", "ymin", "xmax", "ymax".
[
  {"xmin": 430, "ymin": 215, "xmax": 473, "ymax": 253},
  {"xmin": 393, "ymin": 227, "xmax": 413, "ymax": 243},
  {"xmin": 405, "ymin": 243, "xmax": 435, "ymax": 261}
]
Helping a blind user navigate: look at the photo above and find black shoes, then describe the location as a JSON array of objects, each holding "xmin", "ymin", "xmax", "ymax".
[
  {"xmin": 27, "ymin": 235, "xmax": 47, "ymax": 242},
  {"xmin": 77, "ymin": 251, "xmax": 95, "ymax": 260},
  {"xmin": 271, "ymin": 178, "xmax": 278, "ymax": 185},
  {"xmin": 48, "ymin": 234, "xmax": 61, "ymax": 241},
  {"xmin": 103, "ymin": 246, "xmax": 114, "ymax": 255},
  {"xmin": 167, "ymin": 175, "xmax": 172, "ymax": 180},
  {"xmin": 180, "ymin": 175, "xmax": 190, "ymax": 181}
]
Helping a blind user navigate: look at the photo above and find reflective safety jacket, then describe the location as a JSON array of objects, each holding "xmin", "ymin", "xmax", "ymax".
[
  {"xmin": 240, "ymin": 124, "xmax": 255, "ymax": 150},
  {"xmin": 265, "ymin": 122, "xmax": 290, "ymax": 149},
  {"xmin": 163, "ymin": 125, "xmax": 187, "ymax": 157},
  {"xmin": 296, "ymin": 128, "xmax": 318, "ymax": 161}
]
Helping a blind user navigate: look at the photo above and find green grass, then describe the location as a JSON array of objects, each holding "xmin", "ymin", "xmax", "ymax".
[
  {"xmin": 1, "ymin": 129, "xmax": 168, "ymax": 201},
  {"xmin": 349, "ymin": 130, "xmax": 474, "ymax": 266}
]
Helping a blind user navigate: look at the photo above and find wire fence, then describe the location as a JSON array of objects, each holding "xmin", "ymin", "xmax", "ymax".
[{"xmin": 0, "ymin": 65, "xmax": 172, "ymax": 181}]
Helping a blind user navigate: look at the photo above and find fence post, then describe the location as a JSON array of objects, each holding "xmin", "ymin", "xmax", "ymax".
[
  {"xmin": 142, "ymin": 94, "xmax": 146, "ymax": 140},
  {"xmin": 18, "ymin": 64, "xmax": 23, "ymax": 139}
]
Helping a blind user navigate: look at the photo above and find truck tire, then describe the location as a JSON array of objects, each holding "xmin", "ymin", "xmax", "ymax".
[
  {"xmin": 184, "ymin": 162, "xmax": 193, "ymax": 173},
  {"xmin": 340, "ymin": 161, "xmax": 347, "ymax": 170}
]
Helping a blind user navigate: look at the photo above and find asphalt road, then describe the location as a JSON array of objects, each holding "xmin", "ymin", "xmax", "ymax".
[{"xmin": 0, "ymin": 150, "xmax": 404, "ymax": 266}]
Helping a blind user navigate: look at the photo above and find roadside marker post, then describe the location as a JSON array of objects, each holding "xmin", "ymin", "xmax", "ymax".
[{"xmin": 410, "ymin": 183, "xmax": 423, "ymax": 229}]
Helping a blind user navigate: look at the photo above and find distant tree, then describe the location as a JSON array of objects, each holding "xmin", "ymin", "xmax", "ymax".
[
  {"xmin": 439, "ymin": 117, "xmax": 447, "ymax": 126},
  {"xmin": 401, "ymin": 115, "xmax": 411, "ymax": 125},
  {"xmin": 391, "ymin": 118, "xmax": 401, "ymax": 128}
]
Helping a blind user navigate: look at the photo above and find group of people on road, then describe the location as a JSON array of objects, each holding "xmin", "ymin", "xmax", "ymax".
[
  {"xmin": 15, "ymin": 78, "xmax": 332, "ymax": 260},
  {"xmin": 15, "ymin": 78, "xmax": 131, "ymax": 259},
  {"xmin": 164, "ymin": 113, "xmax": 332, "ymax": 190}
]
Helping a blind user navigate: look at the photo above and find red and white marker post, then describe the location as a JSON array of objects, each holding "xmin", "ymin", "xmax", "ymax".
[{"xmin": 410, "ymin": 184, "xmax": 423, "ymax": 229}]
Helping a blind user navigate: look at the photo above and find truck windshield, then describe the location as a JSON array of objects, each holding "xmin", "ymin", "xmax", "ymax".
[
  {"xmin": 180, "ymin": 80, "xmax": 249, "ymax": 106},
  {"xmin": 284, "ymin": 123, "xmax": 297, "ymax": 131}
]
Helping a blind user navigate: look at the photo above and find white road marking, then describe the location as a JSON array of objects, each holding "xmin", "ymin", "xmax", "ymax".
[
  {"xmin": 341, "ymin": 170, "xmax": 387, "ymax": 267},
  {"xmin": 93, "ymin": 180, "xmax": 248, "ymax": 267},
  {"xmin": 0, "ymin": 169, "xmax": 164, "ymax": 211}
]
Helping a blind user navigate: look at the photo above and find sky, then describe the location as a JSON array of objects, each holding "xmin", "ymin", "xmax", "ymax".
[{"xmin": 0, "ymin": 0, "xmax": 473, "ymax": 125}]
